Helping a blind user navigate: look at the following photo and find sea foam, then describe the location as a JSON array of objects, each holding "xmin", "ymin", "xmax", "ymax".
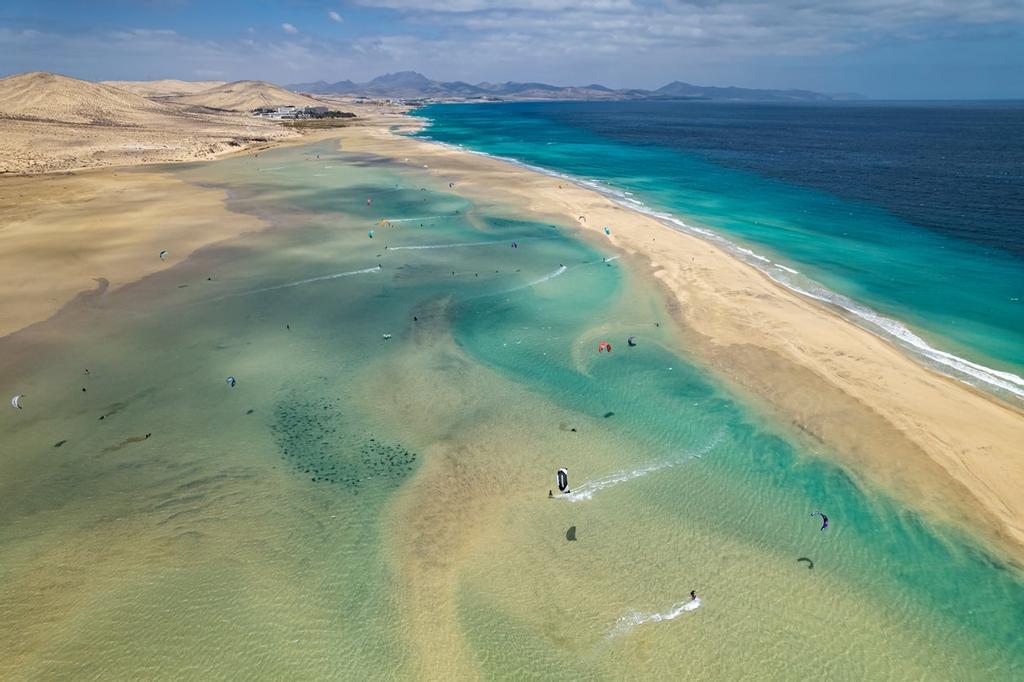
[
  {"xmin": 608, "ymin": 598, "xmax": 702, "ymax": 638},
  {"xmin": 413, "ymin": 136, "xmax": 1024, "ymax": 402}
]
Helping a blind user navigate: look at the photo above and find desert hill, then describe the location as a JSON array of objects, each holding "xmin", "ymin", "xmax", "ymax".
[
  {"xmin": 102, "ymin": 79, "xmax": 227, "ymax": 97},
  {"xmin": 169, "ymin": 80, "xmax": 325, "ymax": 111},
  {"xmin": 0, "ymin": 71, "xmax": 175, "ymax": 125},
  {"xmin": 0, "ymin": 72, "xmax": 297, "ymax": 174}
]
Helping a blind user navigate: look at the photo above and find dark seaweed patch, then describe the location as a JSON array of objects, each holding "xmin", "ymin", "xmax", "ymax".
[{"xmin": 269, "ymin": 396, "xmax": 417, "ymax": 491}]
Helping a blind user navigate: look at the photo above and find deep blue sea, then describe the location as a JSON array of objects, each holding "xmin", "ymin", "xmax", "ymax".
[{"xmin": 412, "ymin": 100, "xmax": 1024, "ymax": 399}]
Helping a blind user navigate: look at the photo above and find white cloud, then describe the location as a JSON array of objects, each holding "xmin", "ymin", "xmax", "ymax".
[
  {"xmin": 328, "ymin": 11, "xmax": 344, "ymax": 23},
  {"xmin": 1, "ymin": 1, "xmax": 1021, "ymax": 97}
]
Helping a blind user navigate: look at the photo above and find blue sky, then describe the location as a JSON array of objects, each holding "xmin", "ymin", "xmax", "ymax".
[{"xmin": 2, "ymin": 1, "xmax": 1022, "ymax": 98}]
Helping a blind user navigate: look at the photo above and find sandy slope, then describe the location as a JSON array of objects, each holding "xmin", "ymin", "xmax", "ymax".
[
  {"xmin": 101, "ymin": 79, "xmax": 227, "ymax": 97},
  {"xmin": 166, "ymin": 80, "xmax": 325, "ymax": 111},
  {"xmin": 0, "ymin": 72, "xmax": 298, "ymax": 174},
  {"xmin": 0, "ymin": 169, "xmax": 268, "ymax": 338},
  {"xmin": 340, "ymin": 113, "xmax": 1024, "ymax": 567}
]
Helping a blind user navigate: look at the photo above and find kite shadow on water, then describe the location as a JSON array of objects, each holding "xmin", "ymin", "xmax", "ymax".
[
  {"xmin": 797, "ymin": 557, "xmax": 814, "ymax": 569},
  {"xmin": 566, "ymin": 525, "xmax": 577, "ymax": 542}
]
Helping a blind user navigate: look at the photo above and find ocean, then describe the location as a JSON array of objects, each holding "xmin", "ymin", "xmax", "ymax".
[
  {"xmin": 1, "ymin": 128, "xmax": 1022, "ymax": 678},
  {"xmin": 412, "ymin": 100, "xmax": 1024, "ymax": 401}
]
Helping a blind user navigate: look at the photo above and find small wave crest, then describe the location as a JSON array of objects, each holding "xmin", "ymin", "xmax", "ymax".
[
  {"xmin": 563, "ymin": 462, "xmax": 670, "ymax": 502},
  {"xmin": 204, "ymin": 266, "xmax": 381, "ymax": 303},
  {"xmin": 501, "ymin": 265, "xmax": 567, "ymax": 294},
  {"xmin": 562, "ymin": 429, "xmax": 723, "ymax": 503},
  {"xmin": 609, "ymin": 598, "xmax": 702, "ymax": 638},
  {"xmin": 410, "ymin": 135, "xmax": 1024, "ymax": 402},
  {"xmin": 388, "ymin": 239, "xmax": 510, "ymax": 251}
]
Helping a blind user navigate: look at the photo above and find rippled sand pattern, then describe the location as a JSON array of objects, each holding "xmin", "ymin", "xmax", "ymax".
[{"xmin": 1, "ymin": 140, "xmax": 1022, "ymax": 679}]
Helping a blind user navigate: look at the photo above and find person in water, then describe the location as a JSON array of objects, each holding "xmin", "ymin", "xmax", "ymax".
[{"xmin": 690, "ymin": 590, "xmax": 697, "ymax": 600}]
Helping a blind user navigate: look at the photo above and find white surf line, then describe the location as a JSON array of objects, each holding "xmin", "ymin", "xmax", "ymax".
[
  {"xmin": 201, "ymin": 266, "xmax": 381, "ymax": 303},
  {"xmin": 560, "ymin": 428, "xmax": 724, "ymax": 503},
  {"xmin": 501, "ymin": 265, "xmax": 567, "ymax": 293},
  {"xmin": 562, "ymin": 462, "xmax": 671, "ymax": 502},
  {"xmin": 607, "ymin": 598, "xmax": 702, "ymax": 638},
  {"xmin": 388, "ymin": 239, "xmax": 510, "ymax": 251},
  {"xmin": 381, "ymin": 215, "xmax": 453, "ymax": 223},
  {"xmin": 415, "ymin": 137, "xmax": 1024, "ymax": 402}
]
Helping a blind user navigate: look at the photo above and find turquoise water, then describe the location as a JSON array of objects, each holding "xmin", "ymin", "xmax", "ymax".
[
  {"xmin": 412, "ymin": 102, "xmax": 1024, "ymax": 401},
  {"xmin": 1, "ymin": 138, "xmax": 1023, "ymax": 677}
]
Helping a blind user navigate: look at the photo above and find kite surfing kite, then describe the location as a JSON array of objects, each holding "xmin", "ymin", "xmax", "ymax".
[
  {"xmin": 556, "ymin": 468, "xmax": 570, "ymax": 494},
  {"xmin": 811, "ymin": 511, "xmax": 829, "ymax": 531},
  {"xmin": 598, "ymin": 341, "xmax": 612, "ymax": 353},
  {"xmin": 159, "ymin": 250, "xmax": 168, "ymax": 261},
  {"xmin": 226, "ymin": 376, "xmax": 236, "ymax": 388},
  {"xmin": 627, "ymin": 336, "xmax": 637, "ymax": 347},
  {"xmin": 11, "ymin": 394, "xmax": 23, "ymax": 409}
]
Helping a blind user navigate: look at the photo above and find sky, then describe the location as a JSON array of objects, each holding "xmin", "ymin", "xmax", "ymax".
[{"xmin": 1, "ymin": 0, "xmax": 1022, "ymax": 99}]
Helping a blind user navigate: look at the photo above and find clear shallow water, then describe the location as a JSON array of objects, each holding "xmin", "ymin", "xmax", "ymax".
[
  {"xmin": 0, "ymin": 140, "xmax": 1022, "ymax": 678},
  {"xmin": 412, "ymin": 101, "xmax": 1024, "ymax": 400}
]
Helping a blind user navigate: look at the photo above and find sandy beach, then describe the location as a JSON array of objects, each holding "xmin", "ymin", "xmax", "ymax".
[
  {"xmin": 2, "ymin": 98, "xmax": 1022, "ymax": 569},
  {"xmin": 2, "ymin": 100, "xmax": 1023, "ymax": 678},
  {"xmin": 336, "ymin": 112, "xmax": 1024, "ymax": 566}
]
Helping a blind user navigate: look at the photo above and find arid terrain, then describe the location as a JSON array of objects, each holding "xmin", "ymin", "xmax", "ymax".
[{"xmin": 0, "ymin": 73, "xmax": 312, "ymax": 174}]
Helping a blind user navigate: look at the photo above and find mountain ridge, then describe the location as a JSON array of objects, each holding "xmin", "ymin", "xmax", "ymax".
[{"xmin": 288, "ymin": 71, "xmax": 862, "ymax": 102}]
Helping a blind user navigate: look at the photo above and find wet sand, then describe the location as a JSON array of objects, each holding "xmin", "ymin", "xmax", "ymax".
[
  {"xmin": 2, "ymin": 122, "xmax": 1022, "ymax": 678},
  {"xmin": 339, "ymin": 112, "xmax": 1024, "ymax": 566}
]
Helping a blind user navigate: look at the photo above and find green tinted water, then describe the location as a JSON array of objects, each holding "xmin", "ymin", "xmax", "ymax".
[{"xmin": 0, "ymin": 140, "xmax": 1021, "ymax": 679}]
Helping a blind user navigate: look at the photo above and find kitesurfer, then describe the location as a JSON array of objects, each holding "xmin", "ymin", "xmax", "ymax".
[
  {"xmin": 226, "ymin": 376, "xmax": 236, "ymax": 388},
  {"xmin": 690, "ymin": 590, "xmax": 697, "ymax": 600},
  {"xmin": 548, "ymin": 490, "xmax": 553, "ymax": 499}
]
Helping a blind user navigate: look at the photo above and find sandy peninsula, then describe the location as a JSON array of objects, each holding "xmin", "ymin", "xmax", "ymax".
[
  {"xmin": 338, "ymin": 111, "xmax": 1024, "ymax": 567},
  {"xmin": 1, "ymin": 85, "xmax": 1021, "ymax": 568}
]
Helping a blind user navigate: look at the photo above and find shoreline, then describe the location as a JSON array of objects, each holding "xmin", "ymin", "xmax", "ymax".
[
  {"xmin": 0, "ymin": 125, "xmax": 366, "ymax": 338},
  {"xmin": 3, "ymin": 109, "xmax": 1023, "ymax": 569},
  {"xmin": 338, "ymin": 111, "xmax": 1024, "ymax": 567}
]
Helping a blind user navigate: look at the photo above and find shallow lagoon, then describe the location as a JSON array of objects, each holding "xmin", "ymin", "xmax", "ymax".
[{"xmin": 0, "ymin": 140, "xmax": 1021, "ymax": 678}]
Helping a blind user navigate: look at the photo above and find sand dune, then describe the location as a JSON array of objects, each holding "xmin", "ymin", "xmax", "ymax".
[
  {"xmin": 102, "ymin": 79, "xmax": 227, "ymax": 97},
  {"xmin": 167, "ymin": 80, "xmax": 325, "ymax": 111},
  {"xmin": 0, "ymin": 72, "xmax": 298, "ymax": 174},
  {"xmin": 0, "ymin": 71, "xmax": 173, "ymax": 125}
]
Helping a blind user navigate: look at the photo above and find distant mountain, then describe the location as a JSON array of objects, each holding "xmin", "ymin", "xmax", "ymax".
[
  {"xmin": 655, "ymin": 81, "xmax": 831, "ymax": 102},
  {"xmin": 287, "ymin": 71, "xmax": 857, "ymax": 102}
]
